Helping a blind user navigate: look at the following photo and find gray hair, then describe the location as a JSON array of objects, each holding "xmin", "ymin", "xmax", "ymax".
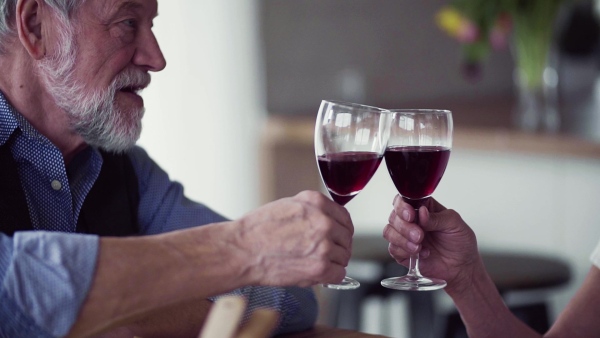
[{"xmin": 0, "ymin": 0, "xmax": 84, "ymax": 53}]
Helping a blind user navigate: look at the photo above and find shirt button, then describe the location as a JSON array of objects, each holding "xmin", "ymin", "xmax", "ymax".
[{"xmin": 51, "ymin": 180, "xmax": 62, "ymax": 191}]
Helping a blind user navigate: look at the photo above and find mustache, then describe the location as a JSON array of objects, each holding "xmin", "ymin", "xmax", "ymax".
[{"xmin": 113, "ymin": 68, "xmax": 152, "ymax": 92}]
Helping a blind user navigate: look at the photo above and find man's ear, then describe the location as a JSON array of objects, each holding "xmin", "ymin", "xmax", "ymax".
[{"xmin": 15, "ymin": 0, "xmax": 45, "ymax": 59}]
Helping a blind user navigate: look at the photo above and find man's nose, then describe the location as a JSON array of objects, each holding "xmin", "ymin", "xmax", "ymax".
[{"xmin": 134, "ymin": 30, "xmax": 166, "ymax": 72}]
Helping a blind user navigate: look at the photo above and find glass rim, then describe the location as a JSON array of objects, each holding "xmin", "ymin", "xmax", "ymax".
[
  {"xmin": 385, "ymin": 108, "xmax": 452, "ymax": 115},
  {"xmin": 321, "ymin": 99, "xmax": 386, "ymax": 112}
]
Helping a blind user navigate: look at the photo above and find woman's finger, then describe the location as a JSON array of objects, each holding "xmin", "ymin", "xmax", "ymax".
[{"xmin": 388, "ymin": 243, "xmax": 413, "ymax": 265}]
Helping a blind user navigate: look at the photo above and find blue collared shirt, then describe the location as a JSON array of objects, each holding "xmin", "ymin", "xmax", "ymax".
[{"xmin": 0, "ymin": 92, "xmax": 317, "ymax": 337}]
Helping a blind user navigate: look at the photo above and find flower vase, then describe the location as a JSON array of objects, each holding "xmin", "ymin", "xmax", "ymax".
[
  {"xmin": 511, "ymin": 2, "xmax": 562, "ymax": 132},
  {"xmin": 512, "ymin": 61, "xmax": 560, "ymax": 132}
]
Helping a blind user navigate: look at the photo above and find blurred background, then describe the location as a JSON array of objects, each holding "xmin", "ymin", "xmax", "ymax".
[{"xmin": 139, "ymin": 0, "xmax": 600, "ymax": 337}]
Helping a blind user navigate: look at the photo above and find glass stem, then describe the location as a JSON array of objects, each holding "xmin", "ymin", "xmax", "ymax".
[
  {"xmin": 407, "ymin": 206, "xmax": 423, "ymax": 278},
  {"xmin": 407, "ymin": 253, "xmax": 422, "ymax": 278}
]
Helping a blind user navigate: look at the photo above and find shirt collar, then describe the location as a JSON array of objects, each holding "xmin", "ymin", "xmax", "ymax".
[{"xmin": 0, "ymin": 90, "xmax": 67, "ymax": 149}]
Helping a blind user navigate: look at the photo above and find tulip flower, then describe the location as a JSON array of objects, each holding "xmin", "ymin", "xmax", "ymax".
[{"xmin": 489, "ymin": 13, "xmax": 512, "ymax": 50}]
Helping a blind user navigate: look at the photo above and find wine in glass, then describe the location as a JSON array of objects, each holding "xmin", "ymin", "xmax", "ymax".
[
  {"xmin": 382, "ymin": 109, "xmax": 453, "ymax": 291},
  {"xmin": 315, "ymin": 99, "xmax": 390, "ymax": 290}
]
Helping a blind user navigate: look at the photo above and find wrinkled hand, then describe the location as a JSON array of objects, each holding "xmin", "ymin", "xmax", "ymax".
[
  {"xmin": 383, "ymin": 195, "xmax": 480, "ymax": 292},
  {"xmin": 236, "ymin": 191, "xmax": 353, "ymax": 288}
]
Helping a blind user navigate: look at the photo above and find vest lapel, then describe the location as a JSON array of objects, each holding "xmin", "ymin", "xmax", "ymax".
[
  {"xmin": 76, "ymin": 151, "xmax": 140, "ymax": 236},
  {"xmin": 0, "ymin": 140, "xmax": 140, "ymax": 237},
  {"xmin": 0, "ymin": 139, "xmax": 34, "ymax": 236}
]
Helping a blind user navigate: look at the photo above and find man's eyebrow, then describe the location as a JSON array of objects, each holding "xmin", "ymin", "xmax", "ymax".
[
  {"xmin": 105, "ymin": 1, "xmax": 157, "ymax": 21},
  {"xmin": 113, "ymin": 1, "xmax": 143, "ymax": 15}
]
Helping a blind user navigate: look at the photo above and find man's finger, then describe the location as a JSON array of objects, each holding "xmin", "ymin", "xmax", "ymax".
[
  {"xmin": 326, "ymin": 242, "xmax": 352, "ymax": 267},
  {"xmin": 320, "ymin": 263, "xmax": 347, "ymax": 285},
  {"xmin": 328, "ymin": 222, "xmax": 353, "ymax": 251}
]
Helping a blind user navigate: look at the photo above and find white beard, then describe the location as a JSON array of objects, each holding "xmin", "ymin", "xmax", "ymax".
[{"xmin": 36, "ymin": 17, "xmax": 150, "ymax": 153}]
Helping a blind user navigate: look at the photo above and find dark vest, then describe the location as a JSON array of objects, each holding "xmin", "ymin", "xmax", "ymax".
[{"xmin": 0, "ymin": 138, "xmax": 140, "ymax": 237}]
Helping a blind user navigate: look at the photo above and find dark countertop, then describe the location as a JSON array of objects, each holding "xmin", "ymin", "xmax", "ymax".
[{"xmin": 264, "ymin": 93, "xmax": 600, "ymax": 160}]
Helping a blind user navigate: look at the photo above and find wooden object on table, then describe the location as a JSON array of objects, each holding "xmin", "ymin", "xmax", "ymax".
[
  {"xmin": 198, "ymin": 295, "xmax": 280, "ymax": 338},
  {"xmin": 198, "ymin": 296, "xmax": 246, "ymax": 338},
  {"xmin": 199, "ymin": 297, "xmax": 375, "ymax": 338},
  {"xmin": 236, "ymin": 309, "xmax": 280, "ymax": 338},
  {"xmin": 276, "ymin": 325, "xmax": 389, "ymax": 337}
]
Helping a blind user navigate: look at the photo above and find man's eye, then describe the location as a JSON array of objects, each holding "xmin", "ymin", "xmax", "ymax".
[{"xmin": 122, "ymin": 19, "xmax": 137, "ymax": 28}]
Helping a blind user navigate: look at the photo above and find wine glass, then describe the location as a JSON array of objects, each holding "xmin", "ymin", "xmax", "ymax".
[
  {"xmin": 314, "ymin": 99, "xmax": 390, "ymax": 290},
  {"xmin": 381, "ymin": 109, "xmax": 453, "ymax": 291}
]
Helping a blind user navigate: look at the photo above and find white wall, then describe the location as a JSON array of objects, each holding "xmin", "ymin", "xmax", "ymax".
[{"xmin": 138, "ymin": 0, "xmax": 264, "ymax": 219}]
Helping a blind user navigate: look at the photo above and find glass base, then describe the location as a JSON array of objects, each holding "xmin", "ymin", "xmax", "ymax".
[
  {"xmin": 381, "ymin": 275, "xmax": 446, "ymax": 291},
  {"xmin": 322, "ymin": 276, "xmax": 360, "ymax": 290}
]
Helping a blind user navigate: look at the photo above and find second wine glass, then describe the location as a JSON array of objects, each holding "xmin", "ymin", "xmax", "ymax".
[
  {"xmin": 382, "ymin": 109, "xmax": 453, "ymax": 291},
  {"xmin": 315, "ymin": 99, "xmax": 390, "ymax": 290}
]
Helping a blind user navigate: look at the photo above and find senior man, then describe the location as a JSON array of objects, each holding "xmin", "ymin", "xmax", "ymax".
[{"xmin": 0, "ymin": 0, "xmax": 354, "ymax": 337}]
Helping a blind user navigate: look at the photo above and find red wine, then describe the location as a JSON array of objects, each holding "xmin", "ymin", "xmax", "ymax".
[
  {"xmin": 384, "ymin": 146, "xmax": 450, "ymax": 200},
  {"xmin": 317, "ymin": 151, "xmax": 383, "ymax": 206}
]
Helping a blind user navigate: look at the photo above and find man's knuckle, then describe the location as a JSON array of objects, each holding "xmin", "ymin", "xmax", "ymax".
[
  {"xmin": 311, "ymin": 261, "xmax": 328, "ymax": 276},
  {"xmin": 297, "ymin": 190, "xmax": 321, "ymax": 202},
  {"xmin": 318, "ymin": 241, "xmax": 333, "ymax": 255}
]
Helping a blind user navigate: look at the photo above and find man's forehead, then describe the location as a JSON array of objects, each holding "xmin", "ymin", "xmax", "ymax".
[{"xmin": 84, "ymin": 0, "xmax": 158, "ymax": 19}]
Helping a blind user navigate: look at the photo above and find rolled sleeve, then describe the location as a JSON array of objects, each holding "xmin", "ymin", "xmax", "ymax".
[{"xmin": 1, "ymin": 231, "xmax": 98, "ymax": 337}]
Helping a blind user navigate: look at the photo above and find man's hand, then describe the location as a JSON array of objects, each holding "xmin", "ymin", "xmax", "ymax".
[
  {"xmin": 383, "ymin": 195, "xmax": 480, "ymax": 294},
  {"xmin": 69, "ymin": 191, "xmax": 348, "ymax": 337},
  {"xmin": 235, "ymin": 191, "xmax": 353, "ymax": 287}
]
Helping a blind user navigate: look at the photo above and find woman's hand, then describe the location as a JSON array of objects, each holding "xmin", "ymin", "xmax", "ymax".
[{"xmin": 383, "ymin": 195, "xmax": 481, "ymax": 293}]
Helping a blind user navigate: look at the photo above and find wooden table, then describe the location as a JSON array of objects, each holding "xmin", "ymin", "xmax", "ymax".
[{"xmin": 277, "ymin": 326, "xmax": 388, "ymax": 338}]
